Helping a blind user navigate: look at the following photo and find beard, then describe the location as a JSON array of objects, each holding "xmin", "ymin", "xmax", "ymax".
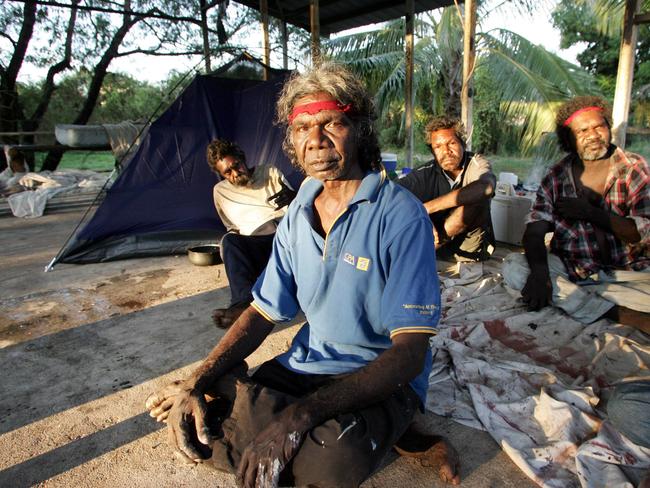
[
  {"xmin": 232, "ymin": 173, "xmax": 251, "ymax": 186},
  {"xmin": 579, "ymin": 140, "xmax": 609, "ymax": 161}
]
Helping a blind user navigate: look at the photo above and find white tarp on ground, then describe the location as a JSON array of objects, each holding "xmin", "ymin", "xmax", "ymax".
[
  {"xmin": 427, "ymin": 263, "xmax": 650, "ymax": 488},
  {"xmin": 6, "ymin": 170, "xmax": 110, "ymax": 218}
]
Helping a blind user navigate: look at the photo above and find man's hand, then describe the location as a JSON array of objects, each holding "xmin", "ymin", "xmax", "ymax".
[
  {"xmin": 521, "ymin": 270, "xmax": 552, "ymax": 311},
  {"xmin": 165, "ymin": 385, "xmax": 213, "ymax": 463},
  {"xmin": 555, "ymin": 197, "xmax": 597, "ymax": 222},
  {"xmin": 267, "ymin": 180, "xmax": 296, "ymax": 210},
  {"xmin": 433, "ymin": 224, "xmax": 447, "ymax": 250},
  {"xmin": 237, "ymin": 405, "xmax": 308, "ymax": 488}
]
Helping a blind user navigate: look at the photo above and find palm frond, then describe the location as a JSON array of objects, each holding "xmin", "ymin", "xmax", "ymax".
[
  {"xmin": 480, "ymin": 29, "xmax": 598, "ymax": 152},
  {"xmin": 571, "ymin": 0, "xmax": 650, "ymax": 37}
]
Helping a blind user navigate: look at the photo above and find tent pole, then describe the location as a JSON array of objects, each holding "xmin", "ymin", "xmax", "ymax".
[
  {"xmin": 461, "ymin": 0, "xmax": 477, "ymax": 149},
  {"xmin": 612, "ymin": 0, "xmax": 641, "ymax": 149},
  {"xmin": 260, "ymin": 0, "xmax": 271, "ymax": 80},
  {"xmin": 405, "ymin": 0, "xmax": 414, "ymax": 167},
  {"xmin": 310, "ymin": 0, "xmax": 321, "ymax": 65}
]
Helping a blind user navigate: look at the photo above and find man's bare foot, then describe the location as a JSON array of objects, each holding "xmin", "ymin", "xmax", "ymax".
[
  {"xmin": 145, "ymin": 363, "xmax": 250, "ymax": 422},
  {"xmin": 212, "ymin": 303, "xmax": 248, "ymax": 329},
  {"xmin": 146, "ymin": 380, "xmax": 184, "ymax": 423},
  {"xmin": 394, "ymin": 427, "xmax": 461, "ymax": 485}
]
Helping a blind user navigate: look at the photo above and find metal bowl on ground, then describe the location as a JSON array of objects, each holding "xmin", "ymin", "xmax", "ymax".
[{"xmin": 187, "ymin": 245, "xmax": 221, "ymax": 266}]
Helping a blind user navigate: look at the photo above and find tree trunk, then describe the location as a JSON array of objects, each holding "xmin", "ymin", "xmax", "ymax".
[
  {"xmin": 42, "ymin": 5, "xmax": 136, "ymax": 171},
  {"xmin": 0, "ymin": 0, "xmax": 37, "ymax": 170}
]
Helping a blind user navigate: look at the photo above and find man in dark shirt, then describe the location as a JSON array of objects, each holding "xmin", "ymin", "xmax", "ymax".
[{"xmin": 398, "ymin": 116, "xmax": 496, "ymax": 262}]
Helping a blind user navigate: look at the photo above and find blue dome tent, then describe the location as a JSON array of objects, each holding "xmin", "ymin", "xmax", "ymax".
[{"xmin": 52, "ymin": 55, "xmax": 300, "ymax": 266}]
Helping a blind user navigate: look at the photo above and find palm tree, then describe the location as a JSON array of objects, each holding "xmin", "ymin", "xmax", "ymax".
[
  {"xmin": 575, "ymin": 0, "xmax": 650, "ymax": 37},
  {"xmin": 323, "ymin": 5, "xmax": 597, "ymax": 155}
]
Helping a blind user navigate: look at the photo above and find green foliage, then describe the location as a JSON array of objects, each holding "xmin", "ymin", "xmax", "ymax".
[
  {"xmin": 627, "ymin": 135, "xmax": 650, "ymax": 156},
  {"xmin": 326, "ymin": 7, "xmax": 597, "ymax": 157},
  {"xmin": 33, "ymin": 151, "xmax": 115, "ymax": 171},
  {"xmin": 473, "ymin": 69, "xmax": 502, "ymax": 154},
  {"xmin": 92, "ymin": 73, "xmax": 164, "ymax": 123},
  {"xmin": 552, "ymin": 0, "xmax": 650, "ymax": 103},
  {"xmin": 17, "ymin": 70, "xmax": 167, "ymax": 131}
]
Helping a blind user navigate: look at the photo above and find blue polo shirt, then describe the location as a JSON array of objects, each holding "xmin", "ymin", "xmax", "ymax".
[{"xmin": 251, "ymin": 169, "xmax": 440, "ymax": 404}]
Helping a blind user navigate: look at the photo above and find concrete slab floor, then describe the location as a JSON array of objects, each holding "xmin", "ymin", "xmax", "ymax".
[{"xmin": 0, "ymin": 209, "xmax": 536, "ymax": 487}]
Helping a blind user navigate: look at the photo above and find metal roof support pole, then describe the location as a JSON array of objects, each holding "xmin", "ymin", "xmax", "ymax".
[
  {"xmin": 310, "ymin": 0, "xmax": 321, "ymax": 65},
  {"xmin": 261, "ymin": 0, "xmax": 271, "ymax": 80},
  {"xmin": 405, "ymin": 0, "xmax": 415, "ymax": 166},
  {"xmin": 612, "ymin": 0, "xmax": 641, "ymax": 148},
  {"xmin": 461, "ymin": 0, "xmax": 477, "ymax": 149}
]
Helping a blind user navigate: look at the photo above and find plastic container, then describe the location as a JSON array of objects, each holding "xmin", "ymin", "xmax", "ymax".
[
  {"xmin": 499, "ymin": 172, "xmax": 518, "ymax": 186},
  {"xmin": 495, "ymin": 182, "xmax": 515, "ymax": 196},
  {"xmin": 490, "ymin": 194, "xmax": 534, "ymax": 245},
  {"xmin": 381, "ymin": 153, "xmax": 397, "ymax": 172}
]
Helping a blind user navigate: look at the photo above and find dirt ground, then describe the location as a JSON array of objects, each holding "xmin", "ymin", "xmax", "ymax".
[{"xmin": 0, "ymin": 208, "xmax": 536, "ymax": 487}]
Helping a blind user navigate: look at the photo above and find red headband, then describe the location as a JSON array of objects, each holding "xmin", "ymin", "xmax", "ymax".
[
  {"xmin": 563, "ymin": 106, "xmax": 603, "ymax": 127},
  {"xmin": 288, "ymin": 100, "xmax": 353, "ymax": 124}
]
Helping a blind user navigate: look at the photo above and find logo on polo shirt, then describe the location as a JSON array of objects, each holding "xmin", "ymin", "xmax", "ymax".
[
  {"xmin": 356, "ymin": 257, "xmax": 370, "ymax": 271},
  {"xmin": 343, "ymin": 253, "xmax": 371, "ymax": 271}
]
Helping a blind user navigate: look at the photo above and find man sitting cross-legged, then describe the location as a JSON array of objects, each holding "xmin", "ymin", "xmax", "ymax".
[
  {"xmin": 502, "ymin": 96, "xmax": 650, "ymax": 333},
  {"xmin": 207, "ymin": 139, "xmax": 295, "ymax": 328},
  {"xmin": 146, "ymin": 63, "xmax": 460, "ymax": 488},
  {"xmin": 397, "ymin": 116, "xmax": 495, "ymax": 262}
]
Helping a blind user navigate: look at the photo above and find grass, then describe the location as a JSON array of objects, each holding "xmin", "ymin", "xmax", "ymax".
[
  {"xmin": 384, "ymin": 146, "xmax": 538, "ymax": 182},
  {"xmin": 33, "ymin": 137, "xmax": 648, "ymax": 179},
  {"xmin": 627, "ymin": 138, "xmax": 650, "ymax": 156},
  {"xmin": 33, "ymin": 151, "xmax": 116, "ymax": 172},
  {"xmin": 385, "ymin": 134, "xmax": 650, "ymax": 184},
  {"xmin": 490, "ymin": 155, "xmax": 538, "ymax": 182}
]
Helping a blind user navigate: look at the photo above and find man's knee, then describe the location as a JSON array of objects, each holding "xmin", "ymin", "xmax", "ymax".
[
  {"xmin": 290, "ymin": 413, "xmax": 380, "ymax": 487},
  {"xmin": 607, "ymin": 381, "xmax": 650, "ymax": 448},
  {"xmin": 502, "ymin": 252, "xmax": 529, "ymax": 291},
  {"xmin": 220, "ymin": 232, "xmax": 244, "ymax": 255}
]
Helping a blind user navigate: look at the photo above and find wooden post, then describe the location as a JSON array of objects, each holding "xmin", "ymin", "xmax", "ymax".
[
  {"xmin": 612, "ymin": 0, "xmax": 641, "ymax": 148},
  {"xmin": 199, "ymin": 0, "xmax": 211, "ymax": 72},
  {"xmin": 310, "ymin": 0, "xmax": 321, "ymax": 65},
  {"xmin": 281, "ymin": 20, "xmax": 289, "ymax": 70},
  {"xmin": 461, "ymin": 0, "xmax": 477, "ymax": 149},
  {"xmin": 260, "ymin": 0, "xmax": 270, "ymax": 80},
  {"xmin": 405, "ymin": 0, "xmax": 415, "ymax": 167}
]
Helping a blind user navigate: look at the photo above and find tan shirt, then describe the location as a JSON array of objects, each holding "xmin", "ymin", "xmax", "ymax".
[
  {"xmin": 213, "ymin": 164, "xmax": 290, "ymax": 236},
  {"xmin": 454, "ymin": 153, "xmax": 495, "ymax": 189}
]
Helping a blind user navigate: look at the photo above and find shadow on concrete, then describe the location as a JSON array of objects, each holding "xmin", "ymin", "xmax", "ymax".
[
  {"xmin": 0, "ymin": 289, "xmax": 294, "ymax": 436},
  {"xmin": 0, "ymin": 412, "xmax": 162, "ymax": 487}
]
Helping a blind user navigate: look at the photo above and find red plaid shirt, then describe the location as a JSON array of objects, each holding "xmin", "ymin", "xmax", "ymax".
[{"xmin": 527, "ymin": 147, "xmax": 650, "ymax": 281}]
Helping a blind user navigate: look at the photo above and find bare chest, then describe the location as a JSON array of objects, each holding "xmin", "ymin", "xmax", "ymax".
[
  {"xmin": 313, "ymin": 196, "xmax": 348, "ymax": 236},
  {"xmin": 574, "ymin": 161, "xmax": 610, "ymax": 197}
]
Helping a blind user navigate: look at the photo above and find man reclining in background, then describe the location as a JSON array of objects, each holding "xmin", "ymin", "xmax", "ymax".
[
  {"xmin": 502, "ymin": 96, "xmax": 649, "ymax": 333},
  {"xmin": 206, "ymin": 139, "xmax": 295, "ymax": 328},
  {"xmin": 397, "ymin": 116, "xmax": 495, "ymax": 262}
]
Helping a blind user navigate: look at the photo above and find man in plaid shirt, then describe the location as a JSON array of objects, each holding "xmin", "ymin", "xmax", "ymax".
[{"xmin": 502, "ymin": 96, "xmax": 649, "ymax": 332}]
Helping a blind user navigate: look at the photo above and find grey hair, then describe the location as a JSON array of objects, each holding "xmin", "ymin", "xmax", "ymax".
[{"xmin": 275, "ymin": 62, "xmax": 381, "ymax": 172}]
